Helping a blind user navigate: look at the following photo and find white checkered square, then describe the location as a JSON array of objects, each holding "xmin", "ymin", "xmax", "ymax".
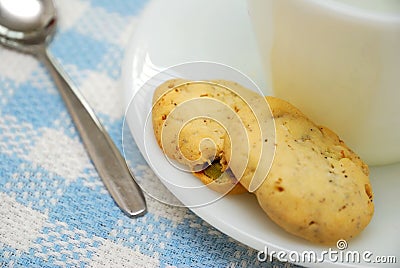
[
  {"xmin": 0, "ymin": 48, "xmax": 39, "ymax": 83},
  {"xmin": 89, "ymin": 239, "xmax": 159, "ymax": 268},
  {"xmin": 0, "ymin": 115, "xmax": 38, "ymax": 158},
  {"xmin": 54, "ymin": 0, "xmax": 90, "ymax": 31},
  {"xmin": 0, "ymin": 193, "xmax": 47, "ymax": 251},
  {"xmin": 79, "ymin": 70, "xmax": 124, "ymax": 121},
  {"xmin": 27, "ymin": 128, "xmax": 92, "ymax": 183}
]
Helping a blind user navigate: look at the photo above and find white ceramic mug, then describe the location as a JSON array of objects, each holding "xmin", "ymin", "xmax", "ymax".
[{"xmin": 247, "ymin": 0, "xmax": 400, "ymax": 166}]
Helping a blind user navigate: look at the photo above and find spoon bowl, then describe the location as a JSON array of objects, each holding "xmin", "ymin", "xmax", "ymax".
[
  {"xmin": 0, "ymin": 0, "xmax": 147, "ymax": 217},
  {"xmin": 0, "ymin": 0, "xmax": 56, "ymax": 52}
]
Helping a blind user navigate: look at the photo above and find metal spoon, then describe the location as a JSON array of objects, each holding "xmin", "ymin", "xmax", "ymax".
[{"xmin": 0, "ymin": 0, "xmax": 147, "ymax": 217}]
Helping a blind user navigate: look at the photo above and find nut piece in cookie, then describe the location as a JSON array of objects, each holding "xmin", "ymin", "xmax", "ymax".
[{"xmin": 193, "ymin": 160, "xmax": 247, "ymax": 195}]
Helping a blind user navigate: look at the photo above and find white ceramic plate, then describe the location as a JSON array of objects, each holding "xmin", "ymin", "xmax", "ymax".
[{"xmin": 121, "ymin": 0, "xmax": 400, "ymax": 267}]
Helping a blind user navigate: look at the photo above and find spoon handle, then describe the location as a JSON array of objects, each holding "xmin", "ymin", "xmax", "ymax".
[{"xmin": 37, "ymin": 47, "xmax": 147, "ymax": 217}]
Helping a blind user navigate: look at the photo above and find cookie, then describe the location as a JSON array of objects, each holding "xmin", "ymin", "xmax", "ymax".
[
  {"xmin": 152, "ymin": 79, "xmax": 248, "ymax": 194},
  {"xmin": 230, "ymin": 96, "xmax": 374, "ymax": 244}
]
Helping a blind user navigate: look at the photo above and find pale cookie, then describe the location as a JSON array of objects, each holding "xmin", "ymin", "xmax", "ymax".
[
  {"xmin": 230, "ymin": 96, "xmax": 374, "ymax": 244},
  {"xmin": 152, "ymin": 79, "xmax": 249, "ymax": 194}
]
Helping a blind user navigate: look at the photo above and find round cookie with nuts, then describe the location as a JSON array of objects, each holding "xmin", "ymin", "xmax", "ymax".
[
  {"xmin": 228, "ymin": 96, "xmax": 374, "ymax": 244},
  {"xmin": 151, "ymin": 78, "xmax": 248, "ymax": 194}
]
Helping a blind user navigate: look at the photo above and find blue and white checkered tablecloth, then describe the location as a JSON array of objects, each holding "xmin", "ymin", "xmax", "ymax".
[{"xmin": 0, "ymin": 0, "xmax": 300, "ymax": 267}]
